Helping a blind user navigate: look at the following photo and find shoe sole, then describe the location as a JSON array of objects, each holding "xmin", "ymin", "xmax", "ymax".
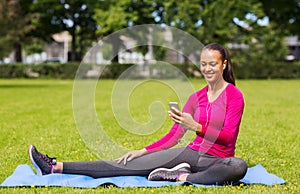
[
  {"xmin": 28, "ymin": 145, "xmax": 43, "ymax": 176},
  {"xmin": 148, "ymin": 162, "xmax": 191, "ymax": 180}
]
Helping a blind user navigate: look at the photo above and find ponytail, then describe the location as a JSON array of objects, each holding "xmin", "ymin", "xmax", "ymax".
[{"xmin": 223, "ymin": 48, "xmax": 235, "ymax": 86}]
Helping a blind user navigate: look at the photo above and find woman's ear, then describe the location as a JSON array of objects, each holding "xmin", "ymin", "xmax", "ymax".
[{"xmin": 223, "ymin": 60, "xmax": 227, "ymax": 69}]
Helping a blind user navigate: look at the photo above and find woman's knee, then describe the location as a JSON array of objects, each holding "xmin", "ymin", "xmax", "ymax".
[{"xmin": 232, "ymin": 158, "xmax": 248, "ymax": 179}]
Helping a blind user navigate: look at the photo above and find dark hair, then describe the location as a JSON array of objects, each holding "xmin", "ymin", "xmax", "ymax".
[{"xmin": 202, "ymin": 43, "xmax": 235, "ymax": 86}]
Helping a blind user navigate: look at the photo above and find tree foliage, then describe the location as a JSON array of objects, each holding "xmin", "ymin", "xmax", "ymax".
[
  {"xmin": 261, "ymin": 0, "xmax": 300, "ymax": 36},
  {"xmin": 31, "ymin": 0, "xmax": 98, "ymax": 61},
  {"xmin": 94, "ymin": 0, "xmax": 165, "ymax": 62},
  {"xmin": 163, "ymin": 0, "xmax": 203, "ymax": 63},
  {"xmin": 162, "ymin": 0, "xmax": 287, "ymax": 66},
  {"xmin": 0, "ymin": 0, "xmax": 37, "ymax": 62},
  {"xmin": 0, "ymin": 0, "xmax": 296, "ymax": 64}
]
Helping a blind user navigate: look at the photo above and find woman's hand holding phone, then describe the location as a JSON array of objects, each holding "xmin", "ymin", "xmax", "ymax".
[{"xmin": 168, "ymin": 102, "xmax": 202, "ymax": 133}]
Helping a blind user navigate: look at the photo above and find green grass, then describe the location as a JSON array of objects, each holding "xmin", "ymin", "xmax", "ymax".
[{"xmin": 0, "ymin": 79, "xmax": 299, "ymax": 193}]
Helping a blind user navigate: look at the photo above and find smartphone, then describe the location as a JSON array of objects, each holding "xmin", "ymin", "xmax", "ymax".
[{"xmin": 169, "ymin": 102, "xmax": 180, "ymax": 113}]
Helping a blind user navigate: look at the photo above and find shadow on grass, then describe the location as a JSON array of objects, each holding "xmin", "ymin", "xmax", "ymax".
[
  {"xmin": 0, "ymin": 84, "xmax": 51, "ymax": 88},
  {"xmin": 0, "ymin": 83, "xmax": 69, "ymax": 89}
]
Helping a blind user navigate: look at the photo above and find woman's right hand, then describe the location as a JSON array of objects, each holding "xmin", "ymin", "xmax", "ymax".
[
  {"xmin": 115, "ymin": 148, "xmax": 148, "ymax": 165},
  {"xmin": 168, "ymin": 108, "xmax": 202, "ymax": 132}
]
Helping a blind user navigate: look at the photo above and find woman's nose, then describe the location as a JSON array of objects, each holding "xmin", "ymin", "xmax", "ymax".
[{"xmin": 204, "ymin": 65, "xmax": 212, "ymax": 71}]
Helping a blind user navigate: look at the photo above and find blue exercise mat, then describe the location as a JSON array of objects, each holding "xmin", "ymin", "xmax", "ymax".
[{"xmin": 0, "ymin": 164, "xmax": 285, "ymax": 188}]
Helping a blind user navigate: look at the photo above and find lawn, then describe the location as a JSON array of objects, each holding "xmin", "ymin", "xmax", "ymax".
[{"xmin": 0, "ymin": 79, "xmax": 299, "ymax": 193}]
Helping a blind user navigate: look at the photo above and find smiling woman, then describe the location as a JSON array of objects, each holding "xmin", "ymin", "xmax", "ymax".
[{"xmin": 27, "ymin": 43, "xmax": 248, "ymax": 185}]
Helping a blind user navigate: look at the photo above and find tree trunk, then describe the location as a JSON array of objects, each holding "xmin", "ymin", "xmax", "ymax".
[
  {"xmin": 70, "ymin": 27, "xmax": 77, "ymax": 61},
  {"xmin": 14, "ymin": 42, "xmax": 22, "ymax": 62},
  {"xmin": 78, "ymin": 35, "xmax": 84, "ymax": 61}
]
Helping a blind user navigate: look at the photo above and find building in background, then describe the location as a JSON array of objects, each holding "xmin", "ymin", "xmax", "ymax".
[
  {"xmin": 24, "ymin": 31, "xmax": 71, "ymax": 64},
  {"xmin": 46, "ymin": 31, "xmax": 71, "ymax": 63},
  {"xmin": 286, "ymin": 36, "xmax": 300, "ymax": 61}
]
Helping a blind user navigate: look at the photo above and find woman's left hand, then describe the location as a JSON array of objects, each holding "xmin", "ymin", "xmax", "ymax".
[
  {"xmin": 168, "ymin": 107, "xmax": 199, "ymax": 131},
  {"xmin": 115, "ymin": 148, "xmax": 148, "ymax": 165}
]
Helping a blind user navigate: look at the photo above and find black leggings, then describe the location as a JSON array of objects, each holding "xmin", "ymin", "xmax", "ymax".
[{"xmin": 63, "ymin": 147, "xmax": 247, "ymax": 185}]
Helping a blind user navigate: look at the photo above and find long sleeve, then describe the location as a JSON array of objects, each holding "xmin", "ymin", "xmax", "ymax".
[
  {"xmin": 145, "ymin": 93, "xmax": 198, "ymax": 153},
  {"xmin": 145, "ymin": 123, "xmax": 186, "ymax": 153}
]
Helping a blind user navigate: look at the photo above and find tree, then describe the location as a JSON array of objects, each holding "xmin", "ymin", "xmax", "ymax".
[
  {"xmin": 164, "ymin": 0, "xmax": 202, "ymax": 38},
  {"xmin": 94, "ymin": 0, "xmax": 164, "ymax": 62},
  {"xmin": 94, "ymin": 0, "xmax": 129, "ymax": 62},
  {"xmin": 31, "ymin": 0, "xmax": 98, "ymax": 61},
  {"xmin": 0, "ymin": 0, "xmax": 14, "ymax": 60},
  {"xmin": 199, "ymin": 0, "xmax": 287, "ymax": 68},
  {"xmin": 163, "ymin": 0, "xmax": 203, "ymax": 65},
  {"xmin": 261, "ymin": 0, "xmax": 300, "ymax": 36},
  {"xmin": 196, "ymin": 0, "xmax": 266, "ymax": 45},
  {"xmin": 163, "ymin": 0, "xmax": 288, "ymax": 74},
  {"xmin": 0, "ymin": 0, "xmax": 37, "ymax": 62}
]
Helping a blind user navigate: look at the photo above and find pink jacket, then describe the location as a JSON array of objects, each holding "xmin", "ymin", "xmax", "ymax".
[{"xmin": 145, "ymin": 83, "xmax": 244, "ymax": 158}]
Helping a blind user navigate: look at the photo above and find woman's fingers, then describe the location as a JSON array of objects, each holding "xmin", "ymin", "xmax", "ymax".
[
  {"xmin": 115, "ymin": 157, "xmax": 123, "ymax": 164},
  {"xmin": 116, "ymin": 155, "xmax": 126, "ymax": 164},
  {"xmin": 115, "ymin": 151, "xmax": 139, "ymax": 165},
  {"xmin": 168, "ymin": 111, "xmax": 182, "ymax": 123},
  {"xmin": 115, "ymin": 154, "xmax": 129, "ymax": 165},
  {"xmin": 123, "ymin": 154, "xmax": 130, "ymax": 165},
  {"xmin": 115, "ymin": 149, "xmax": 147, "ymax": 165},
  {"xmin": 169, "ymin": 111, "xmax": 197, "ymax": 131},
  {"xmin": 171, "ymin": 107, "xmax": 181, "ymax": 116},
  {"xmin": 168, "ymin": 110, "xmax": 179, "ymax": 118},
  {"xmin": 127, "ymin": 154, "xmax": 134, "ymax": 162}
]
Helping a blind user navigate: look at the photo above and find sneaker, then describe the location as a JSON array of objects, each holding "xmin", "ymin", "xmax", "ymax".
[
  {"xmin": 28, "ymin": 145, "xmax": 57, "ymax": 176},
  {"xmin": 148, "ymin": 163, "xmax": 191, "ymax": 181}
]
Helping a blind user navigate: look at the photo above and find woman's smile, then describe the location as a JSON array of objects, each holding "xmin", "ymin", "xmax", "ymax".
[{"xmin": 203, "ymin": 72, "xmax": 214, "ymax": 79}]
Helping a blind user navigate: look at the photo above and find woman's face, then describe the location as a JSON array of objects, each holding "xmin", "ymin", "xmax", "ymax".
[{"xmin": 200, "ymin": 49, "xmax": 225, "ymax": 84}]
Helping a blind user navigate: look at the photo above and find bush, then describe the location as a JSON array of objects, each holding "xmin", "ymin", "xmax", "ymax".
[
  {"xmin": 100, "ymin": 63, "xmax": 135, "ymax": 79},
  {"xmin": 0, "ymin": 61, "xmax": 299, "ymax": 79},
  {"xmin": 0, "ymin": 63, "xmax": 80, "ymax": 79},
  {"xmin": 0, "ymin": 63, "xmax": 30, "ymax": 78},
  {"xmin": 59, "ymin": 62, "xmax": 81, "ymax": 79},
  {"xmin": 0, "ymin": 62, "xmax": 136, "ymax": 79},
  {"xmin": 32, "ymin": 63, "xmax": 61, "ymax": 78},
  {"xmin": 234, "ymin": 61, "xmax": 300, "ymax": 79}
]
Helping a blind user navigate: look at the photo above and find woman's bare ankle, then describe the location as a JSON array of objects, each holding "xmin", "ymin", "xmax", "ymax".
[
  {"xmin": 178, "ymin": 173, "xmax": 189, "ymax": 182},
  {"xmin": 53, "ymin": 162, "xmax": 63, "ymax": 173}
]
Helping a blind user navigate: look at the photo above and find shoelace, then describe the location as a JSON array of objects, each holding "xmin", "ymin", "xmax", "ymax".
[{"xmin": 39, "ymin": 154, "xmax": 57, "ymax": 166}]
